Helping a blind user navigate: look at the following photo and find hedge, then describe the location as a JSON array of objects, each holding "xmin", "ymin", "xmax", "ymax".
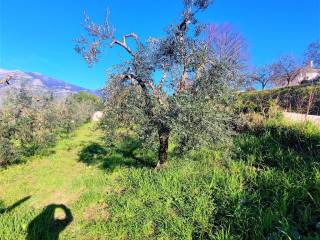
[{"xmin": 238, "ymin": 83, "xmax": 320, "ymax": 115}]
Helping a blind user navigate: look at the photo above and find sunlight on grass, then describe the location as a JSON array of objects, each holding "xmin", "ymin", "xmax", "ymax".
[
  {"xmin": 0, "ymin": 123, "xmax": 112, "ymax": 239},
  {"xmin": 0, "ymin": 121, "xmax": 319, "ymax": 239}
]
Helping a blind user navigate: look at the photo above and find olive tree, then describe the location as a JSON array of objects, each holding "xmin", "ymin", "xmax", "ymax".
[
  {"xmin": 0, "ymin": 88, "xmax": 101, "ymax": 167},
  {"xmin": 76, "ymin": 0, "xmax": 241, "ymax": 168}
]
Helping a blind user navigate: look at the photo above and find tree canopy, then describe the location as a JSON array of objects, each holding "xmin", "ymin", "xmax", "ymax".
[{"xmin": 76, "ymin": 0, "xmax": 242, "ymax": 167}]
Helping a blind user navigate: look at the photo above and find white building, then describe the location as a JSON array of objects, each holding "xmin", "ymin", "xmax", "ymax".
[
  {"xmin": 290, "ymin": 61, "xmax": 320, "ymax": 86},
  {"xmin": 91, "ymin": 111, "xmax": 103, "ymax": 122}
]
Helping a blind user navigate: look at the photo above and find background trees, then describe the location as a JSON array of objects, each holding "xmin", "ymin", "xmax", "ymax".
[
  {"xmin": 247, "ymin": 40, "xmax": 320, "ymax": 91},
  {"xmin": 76, "ymin": 0, "xmax": 242, "ymax": 167},
  {"xmin": 206, "ymin": 23, "xmax": 248, "ymax": 70},
  {"xmin": 270, "ymin": 55, "xmax": 300, "ymax": 87},
  {"xmin": 0, "ymin": 90, "xmax": 101, "ymax": 167},
  {"xmin": 250, "ymin": 65, "xmax": 274, "ymax": 90},
  {"xmin": 304, "ymin": 40, "xmax": 320, "ymax": 68}
]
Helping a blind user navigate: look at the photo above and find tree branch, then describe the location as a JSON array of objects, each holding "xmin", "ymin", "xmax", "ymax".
[
  {"xmin": 177, "ymin": 60, "xmax": 189, "ymax": 92},
  {"xmin": 157, "ymin": 64, "xmax": 167, "ymax": 91},
  {"xmin": 110, "ymin": 33, "xmax": 139, "ymax": 57}
]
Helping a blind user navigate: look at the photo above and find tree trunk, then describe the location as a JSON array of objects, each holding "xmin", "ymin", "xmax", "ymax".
[
  {"xmin": 287, "ymin": 78, "xmax": 290, "ymax": 86},
  {"xmin": 306, "ymin": 85, "xmax": 317, "ymax": 116},
  {"xmin": 156, "ymin": 127, "xmax": 170, "ymax": 169}
]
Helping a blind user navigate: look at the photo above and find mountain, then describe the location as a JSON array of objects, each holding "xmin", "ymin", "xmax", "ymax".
[{"xmin": 0, "ymin": 69, "xmax": 99, "ymax": 104}]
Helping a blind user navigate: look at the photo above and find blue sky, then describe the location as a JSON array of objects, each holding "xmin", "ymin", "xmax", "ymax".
[{"xmin": 0, "ymin": 0, "xmax": 319, "ymax": 90}]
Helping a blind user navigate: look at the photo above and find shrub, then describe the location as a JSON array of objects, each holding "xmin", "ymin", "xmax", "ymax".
[{"xmin": 236, "ymin": 112, "xmax": 265, "ymax": 131}]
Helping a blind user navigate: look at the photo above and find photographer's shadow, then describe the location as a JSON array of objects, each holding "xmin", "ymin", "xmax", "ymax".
[{"xmin": 27, "ymin": 204, "xmax": 73, "ymax": 240}]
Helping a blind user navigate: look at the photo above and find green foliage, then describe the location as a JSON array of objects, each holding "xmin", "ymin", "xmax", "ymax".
[
  {"xmin": 61, "ymin": 92, "xmax": 102, "ymax": 132},
  {"xmin": 71, "ymin": 91, "xmax": 103, "ymax": 111},
  {"xmin": 0, "ymin": 89, "xmax": 101, "ymax": 167},
  {"xmin": 237, "ymin": 83, "xmax": 320, "ymax": 115},
  {"xmin": 78, "ymin": 1, "xmax": 242, "ymax": 163},
  {"xmin": 0, "ymin": 111, "xmax": 20, "ymax": 166},
  {"xmin": 100, "ymin": 60, "xmax": 238, "ymax": 160},
  {"xmin": 232, "ymin": 120, "xmax": 320, "ymax": 239},
  {"xmin": 235, "ymin": 98, "xmax": 283, "ymax": 132}
]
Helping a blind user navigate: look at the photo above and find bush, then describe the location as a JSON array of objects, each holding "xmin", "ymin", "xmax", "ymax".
[{"xmin": 236, "ymin": 112, "xmax": 265, "ymax": 132}]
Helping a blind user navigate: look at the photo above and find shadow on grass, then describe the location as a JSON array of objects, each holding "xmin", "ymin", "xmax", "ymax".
[
  {"xmin": 27, "ymin": 204, "xmax": 73, "ymax": 240},
  {"xmin": 0, "ymin": 195, "xmax": 31, "ymax": 214},
  {"xmin": 78, "ymin": 138, "xmax": 156, "ymax": 171}
]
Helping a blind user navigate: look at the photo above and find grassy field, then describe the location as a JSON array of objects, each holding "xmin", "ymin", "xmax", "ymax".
[
  {"xmin": 0, "ymin": 123, "xmax": 112, "ymax": 239},
  {"xmin": 0, "ymin": 121, "xmax": 319, "ymax": 239}
]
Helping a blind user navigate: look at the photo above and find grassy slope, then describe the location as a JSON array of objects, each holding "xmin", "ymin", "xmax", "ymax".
[{"xmin": 0, "ymin": 121, "xmax": 320, "ymax": 239}]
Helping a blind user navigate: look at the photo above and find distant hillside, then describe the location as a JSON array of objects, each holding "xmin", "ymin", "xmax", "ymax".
[{"xmin": 0, "ymin": 69, "xmax": 99, "ymax": 104}]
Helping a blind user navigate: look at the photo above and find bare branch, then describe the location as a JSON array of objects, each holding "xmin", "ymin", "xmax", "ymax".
[
  {"xmin": 250, "ymin": 65, "xmax": 273, "ymax": 90},
  {"xmin": 83, "ymin": 10, "xmax": 115, "ymax": 39},
  {"xmin": 206, "ymin": 23, "xmax": 247, "ymax": 68},
  {"xmin": 271, "ymin": 55, "xmax": 300, "ymax": 86},
  {"xmin": 157, "ymin": 64, "xmax": 168, "ymax": 90},
  {"xmin": 110, "ymin": 33, "xmax": 139, "ymax": 57},
  {"xmin": 149, "ymin": 81, "xmax": 165, "ymax": 106}
]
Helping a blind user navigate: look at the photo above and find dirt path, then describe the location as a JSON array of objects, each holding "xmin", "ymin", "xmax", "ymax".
[{"xmin": 283, "ymin": 112, "xmax": 320, "ymax": 125}]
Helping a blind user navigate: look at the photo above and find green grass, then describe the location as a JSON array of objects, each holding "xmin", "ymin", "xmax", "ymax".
[
  {"xmin": 0, "ymin": 121, "xmax": 319, "ymax": 239},
  {"xmin": 0, "ymin": 123, "xmax": 112, "ymax": 239}
]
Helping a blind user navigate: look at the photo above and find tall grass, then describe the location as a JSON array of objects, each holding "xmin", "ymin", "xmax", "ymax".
[
  {"xmin": 75, "ymin": 120, "xmax": 320, "ymax": 239},
  {"xmin": 0, "ymin": 120, "xmax": 319, "ymax": 239}
]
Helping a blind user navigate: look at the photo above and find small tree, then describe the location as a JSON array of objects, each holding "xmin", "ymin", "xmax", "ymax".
[
  {"xmin": 271, "ymin": 55, "xmax": 299, "ymax": 87},
  {"xmin": 76, "ymin": 0, "xmax": 241, "ymax": 167},
  {"xmin": 250, "ymin": 65, "xmax": 274, "ymax": 90}
]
